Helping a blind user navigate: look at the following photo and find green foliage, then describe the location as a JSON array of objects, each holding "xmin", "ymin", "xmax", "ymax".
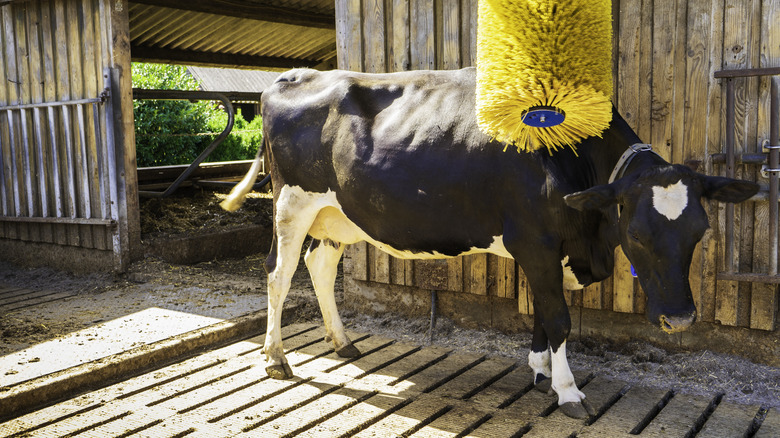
[
  {"xmin": 205, "ymin": 109, "xmax": 263, "ymax": 162},
  {"xmin": 132, "ymin": 63, "xmax": 262, "ymax": 167}
]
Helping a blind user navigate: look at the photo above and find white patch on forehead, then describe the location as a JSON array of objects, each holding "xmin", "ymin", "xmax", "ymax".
[{"xmin": 652, "ymin": 180, "xmax": 689, "ymax": 221}]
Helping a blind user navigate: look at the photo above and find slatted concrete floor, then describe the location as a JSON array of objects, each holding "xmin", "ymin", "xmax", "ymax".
[
  {"xmin": 1, "ymin": 323, "xmax": 778, "ymax": 437},
  {"xmin": 0, "ymin": 285, "xmax": 79, "ymax": 314}
]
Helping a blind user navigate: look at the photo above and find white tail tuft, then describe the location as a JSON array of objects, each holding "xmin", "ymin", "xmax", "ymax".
[{"xmin": 220, "ymin": 153, "xmax": 264, "ymax": 212}]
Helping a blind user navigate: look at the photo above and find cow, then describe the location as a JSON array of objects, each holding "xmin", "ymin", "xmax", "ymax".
[{"xmin": 221, "ymin": 67, "xmax": 758, "ymax": 419}]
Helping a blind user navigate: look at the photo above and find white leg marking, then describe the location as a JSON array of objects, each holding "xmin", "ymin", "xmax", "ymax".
[
  {"xmin": 528, "ymin": 349, "xmax": 551, "ymax": 380},
  {"xmin": 561, "ymin": 256, "xmax": 584, "ymax": 290},
  {"xmin": 652, "ymin": 180, "xmax": 688, "ymax": 220},
  {"xmin": 551, "ymin": 341, "xmax": 586, "ymax": 405},
  {"xmin": 264, "ymin": 185, "xmax": 323, "ymax": 369},
  {"xmin": 305, "ymin": 240, "xmax": 351, "ymax": 350}
]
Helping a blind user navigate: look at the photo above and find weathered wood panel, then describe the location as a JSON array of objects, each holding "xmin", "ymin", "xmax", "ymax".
[
  {"xmin": 338, "ymin": 0, "xmax": 779, "ymax": 331},
  {"xmin": 0, "ymin": 0, "xmax": 135, "ymax": 271}
]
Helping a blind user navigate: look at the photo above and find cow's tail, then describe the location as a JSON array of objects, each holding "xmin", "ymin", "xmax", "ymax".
[{"xmin": 220, "ymin": 140, "xmax": 266, "ymax": 212}]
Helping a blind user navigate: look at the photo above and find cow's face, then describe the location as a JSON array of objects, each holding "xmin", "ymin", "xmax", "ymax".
[{"xmin": 564, "ymin": 165, "xmax": 758, "ymax": 333}]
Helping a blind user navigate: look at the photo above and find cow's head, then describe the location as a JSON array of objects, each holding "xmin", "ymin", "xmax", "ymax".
[{"xmin": 564, "ymin": 164, "xmax": 758, "ymax": 333}]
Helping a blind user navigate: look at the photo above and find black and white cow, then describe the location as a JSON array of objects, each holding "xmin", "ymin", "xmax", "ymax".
[{"xmin": 221, "ymin": 67, "xmax": 758, "ymax": 418}]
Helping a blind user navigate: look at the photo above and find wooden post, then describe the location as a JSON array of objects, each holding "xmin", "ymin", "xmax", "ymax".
[{"xmin": 105, "ymin": 0, "xmax": 140, "ymax": 270}]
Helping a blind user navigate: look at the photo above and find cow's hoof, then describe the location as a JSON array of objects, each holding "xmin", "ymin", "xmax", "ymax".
[
  {"xmin": 559, "ymin": 401, "xmax": 592, "ymax": 419},
  {"xmin": 534, "ymin": 375, "xmax": 552, "ymax": 394},
  {"xmin": 266, "ymin": 363, "xmax": 294, "ymax": 380},
  {"xmin": 336, "ymin": 344, "xmax": 361, "ymax": 358}
]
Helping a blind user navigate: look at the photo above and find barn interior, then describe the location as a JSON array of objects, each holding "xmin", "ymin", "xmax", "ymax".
[{"xmin": 0, "ymin": 0, "xmax": 779, "ymax": 435}]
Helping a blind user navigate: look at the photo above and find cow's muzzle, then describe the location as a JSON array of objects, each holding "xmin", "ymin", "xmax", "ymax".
[{"xmin": 659, "ymin": 311, "xmax": 696, "ymax": 334}]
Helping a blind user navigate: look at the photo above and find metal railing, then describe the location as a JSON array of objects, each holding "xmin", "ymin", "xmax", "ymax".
[
  {"xmin": 132, "ymin": 89, "xmax": 267, "ymax": 198},
  {"xmin": 712, "ymin": 67, "xmax": 780, "ymax": 283}
]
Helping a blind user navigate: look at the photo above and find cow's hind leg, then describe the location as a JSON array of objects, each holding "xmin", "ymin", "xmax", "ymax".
[
  {"xmin": 263, "ymin": 189, "xmax": 320, "ymax": 380},
  {"xmin": 304, "ymin": 239, "xmax": 358, "ymax": 357}
]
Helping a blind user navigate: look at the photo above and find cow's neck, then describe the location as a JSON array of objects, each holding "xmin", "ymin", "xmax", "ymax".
[
  {"xmin": 613, "ymin": 145, "xmax": 669, "ymax": 182},
  {"xmin": 608, "ymin": 144, "xmax": 666, "ymax": 184}
]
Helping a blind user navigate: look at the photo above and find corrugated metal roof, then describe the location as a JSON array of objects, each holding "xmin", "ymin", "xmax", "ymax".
[
  {"xmin": 187, "ymin": 67, "xmax": 280, "ymax": 93},
  {"xmin": 129, "ymin": 1, "xmax": 336, "ymax": 70}
]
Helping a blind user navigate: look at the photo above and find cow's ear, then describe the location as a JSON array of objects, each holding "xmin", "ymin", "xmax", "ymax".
[
  {"xmin": 699, "ymin": 175, "xmax": 759, "ymax": 203},
  {"xmin": 564, "ymin": 184, "xmax": 618, "ymax": 211}
]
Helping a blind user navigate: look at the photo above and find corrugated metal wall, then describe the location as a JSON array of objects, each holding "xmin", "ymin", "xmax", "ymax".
[
  {"xmin": 337, "ymin": 0, "xmax": 779, "ymax": 332},
  {"xmin": 0, "ymin": 0, "xmax": 134, "ymax": 271}
]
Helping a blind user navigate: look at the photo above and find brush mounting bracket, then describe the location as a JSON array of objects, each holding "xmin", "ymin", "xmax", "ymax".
[{"xmin": 521, "ymin": 106, "xmax": 566, "ymax": 127}]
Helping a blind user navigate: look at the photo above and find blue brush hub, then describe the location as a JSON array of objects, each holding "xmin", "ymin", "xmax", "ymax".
[{"xmin": 521, "ymin": 106, "xmax": 566, "ymax": 127}]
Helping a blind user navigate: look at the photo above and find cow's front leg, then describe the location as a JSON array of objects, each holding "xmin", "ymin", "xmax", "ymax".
[
  {"xmin": 529, "ymin": 312, "xmax": 552, "ymax": 393},
  {"xmin": 304, "ymin": 239, "xmax": 359, "ymax": 357},
  {"xmin": 519, "ymin": 251, "xmax": 592, "ymax": 419}
]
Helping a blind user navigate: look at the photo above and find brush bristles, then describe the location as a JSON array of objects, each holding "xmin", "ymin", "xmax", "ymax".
[{"xmin": 476, "ymin": 0, "xmax": 613, "ymax": 153}]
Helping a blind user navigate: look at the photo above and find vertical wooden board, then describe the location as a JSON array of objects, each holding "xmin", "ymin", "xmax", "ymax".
[
  {"xmin": 80, "ymin": 0, "xmax": 107, "ymax": 252},
  {"xmin": 9, "ymin": 4, "xmax": 30, "ymax": 221},
  {"xmin": 3, "ymin": 6, "xmax": 22, "ymax": 219},
  {"xmin": 636, "ymin": 0, "xmax": 653, "ymax": 143},
  {"xmin": 670, "ymin": 0, "xmax": 687, "ymax": 167},
  {"xmin": 348, "ymin": 242, "xmax": 368, "ymax": 281},
  {"xmin": 390, "ymin": 256, "xmax": 406, "ymax": 285},
  {"xmin": 650, "ymin": 0, "xmax": 676, "ymax": 161},
  {"xmin": 335, "ymin": 0, "xmax": 363, "ymax": 71},
  {"xmin": 404, "ymin": 259, "xmax": 415, "ymax": 287},
  {"xmin": 465, "ymin": 253, "xmax": 487, "ymax": 295},
  {"xmin": 0, "ymin": 7, "xmax": 8, "ymax": 218},
  {"xmin": 698, "ymin": 229, "xmax": 718, "ymax": 322},
  {"xmin": 363, "ymin": 0, "xmax": 386, "ymax": 73},
  {"xmin": 440, "ymin": 0, "xmax": 459, "ymax": 70},
  {"xmin": 447, "ymin": 257, "xmax": 463, "ymax": 292},
  {"xmin": 582, "ymin": 282, "xmax": 601, "ymax": 310},
  {"xmin": 517, "ymin": 265, "xmax": 533, "ymax": 315},
  {"xmin": 486, "ymin": 254, "xmax": 498, "ymax": 296},
  {"xmin": 633, "ymin": 279, "xmax": 646, "ymax": 314},
  {"xmin": 389, "ymin": 0, "xmax": 409, "ymax": 72},
  {"xmin": 616, "ymin": 0, "xmax": 641, "ymax": 129},
  {"xmin": 613, "ymin": 246, "xmax": 635, "ymax": 313},
  {"xmin": 715, "ymin": 278, "xmax": 741, "ymax": 326},
  {"xmin": 726, "ymin": 0, "xmax": 757, "ymax": 328},
  {"xmin": 614, "ymin": 0, "xmax": 641, "ymax": 316},
  {"xmin": 368, "ymin": 245, "xmax": 390, "ymax": 284},
  {"xmin": 463, "ymin": 0, "xmax": 477, "ymax": 67},
  {"xmin": 683, "ymin": 0, "xmax": 711, "ymax": 165},
  {"xmin": 410, "ymin": 0, "xmax": 434, "ymax": 70},
  {"xmin": 705, "ymin": 0, "xmax": 726, "ymax": 324},
  {"xmin": 25, "ymin": 2, "xmax": 44, "ymax": 215},
  {"xmin": 496, "ymin": 256, "xmax": 515, "ymax": 299}
]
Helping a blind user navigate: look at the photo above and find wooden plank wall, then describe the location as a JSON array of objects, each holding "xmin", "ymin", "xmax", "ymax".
[
  {"xmin": 337, "ymin": 0, "xmax": 779, "ymax": 331},
  {"xmin": 0, "ymin": 1, "xmax": 122, "ymax": 261}
]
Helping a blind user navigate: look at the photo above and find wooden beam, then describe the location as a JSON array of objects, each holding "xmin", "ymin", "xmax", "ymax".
[
  {"xmin": 130, "ymin": 45, "xmax": 321, "ymax": 70},
  {"xmin": 129, "ymin": 0, "xmax": 335, "ymax": 29}
]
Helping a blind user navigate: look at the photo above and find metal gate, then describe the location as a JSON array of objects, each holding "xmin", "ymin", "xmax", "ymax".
[
  {"xmin": 0, "ymin": 68, "xmax": 126, "ymax": 269},
  {"xmin": 712, "ymin": 67, "xmax": 780, "ymax": 283}
]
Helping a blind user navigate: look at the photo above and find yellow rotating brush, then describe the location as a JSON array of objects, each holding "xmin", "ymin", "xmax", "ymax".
[{"xmin": 476, "ymin": 0, "xmax": 613, "ymax": 153}]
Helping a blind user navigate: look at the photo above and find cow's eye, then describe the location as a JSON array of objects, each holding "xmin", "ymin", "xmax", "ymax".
[{"xmin": 629, "ymin": 231, "xmax": 642, "ymax": 243}]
